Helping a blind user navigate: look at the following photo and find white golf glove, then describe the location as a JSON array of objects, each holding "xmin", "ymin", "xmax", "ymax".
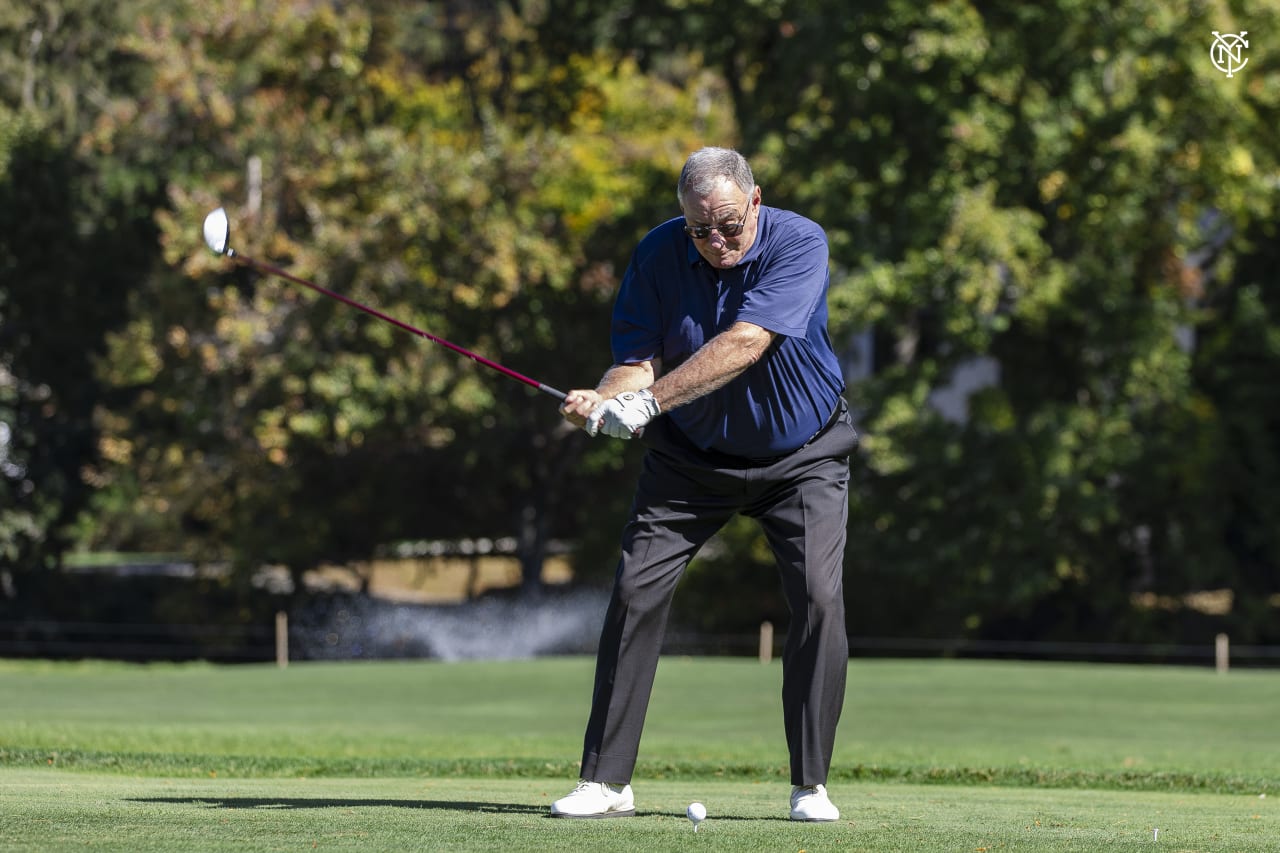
[{"xmin": 586, "ymin": 389, "xmax": 661, "ymax": 439}]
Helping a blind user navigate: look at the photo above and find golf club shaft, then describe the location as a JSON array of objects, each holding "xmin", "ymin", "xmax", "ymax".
[{"xmin": 227, "ymin": 251, "xmax": 567, "ymax": 402}]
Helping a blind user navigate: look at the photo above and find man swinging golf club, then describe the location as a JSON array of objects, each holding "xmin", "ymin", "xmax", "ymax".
[{"xmin": 554, "ymin": 147, "xmax": 858, "ymax": 821}]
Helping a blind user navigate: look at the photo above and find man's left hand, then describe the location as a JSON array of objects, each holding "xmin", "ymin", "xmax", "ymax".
[{"xmin": 587, "ymin": 389, "xmax": 661, "ymax": 439}]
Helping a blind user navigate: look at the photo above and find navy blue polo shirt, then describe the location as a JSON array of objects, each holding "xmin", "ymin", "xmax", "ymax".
[{"xmin": 611, "ymin": 206, "xmax": 844, "ymax": 458}]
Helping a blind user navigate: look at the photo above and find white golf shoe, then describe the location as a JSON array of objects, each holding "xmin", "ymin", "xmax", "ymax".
[
  {"xmin": 550, "ymin": 780, "xmax": 636, "ymax": 818},
  {"xmin": 790, "ymin": 784, "xmax": 840, "ymax": 821}
]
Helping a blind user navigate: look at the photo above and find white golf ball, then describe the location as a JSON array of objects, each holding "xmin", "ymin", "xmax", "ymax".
[{"xmin": 687, "ymin": 802, "xmax": 707, "ymax": 822}]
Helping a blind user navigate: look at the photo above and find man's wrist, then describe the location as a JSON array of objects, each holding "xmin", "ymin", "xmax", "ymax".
[{"xmin": 636, "ymin": 388, "xmax": 661, "ymax": 415}]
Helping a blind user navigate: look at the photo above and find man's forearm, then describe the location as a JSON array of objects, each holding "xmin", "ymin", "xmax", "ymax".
[
  {"xmin": 595, "ymin": 361, "xmax": 658, "ymax": 399},
  {"xmin": 573, "ymin": 322, "xmax": 773, "ymax": 440},
  {"xmin": 649, "ymin": 322, "xmax": 775, "ymax": 411}
]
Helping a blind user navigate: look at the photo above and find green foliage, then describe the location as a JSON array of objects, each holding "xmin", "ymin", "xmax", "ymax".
[
  {"xmin": 3, "ymin": 0, "xmax": 1278, "ymax": 643},
  {"xmin": 0, "ymin": 86, "xmax": 157, "ymax": 575},
  {"xmin": 71, "ymin": 0, "xmax": 736, "ymax": 589},
  {"xmin": 580, "ymin": 0, "xmax": 1280, "ymax": 642}
]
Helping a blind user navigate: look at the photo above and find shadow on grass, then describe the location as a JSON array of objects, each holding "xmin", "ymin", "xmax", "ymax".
[
  {"xmin": 131, "ymin": 797, "xmax": 546, "ymax": 814},
  {"xmin": 129, "ymin": 797, "xmax": 786, "ymax": 821}
]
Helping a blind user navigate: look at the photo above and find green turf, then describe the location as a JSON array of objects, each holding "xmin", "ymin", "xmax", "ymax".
[
  {"xmin": 1, "ymin": 657, "xmax": 1277, "ymax": 850},
  {"xmin": 0, "ymin": 771, "xmax": 1274, "ymax": 852},
  {"xmin": 2, "ymin": 657, "xmax": 1277, "ymax": 789}
]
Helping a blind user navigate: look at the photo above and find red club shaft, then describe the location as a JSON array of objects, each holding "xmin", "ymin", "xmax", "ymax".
[{"xmin": 229, "ymin": 251, "xmax": 566, "ymax": 402}]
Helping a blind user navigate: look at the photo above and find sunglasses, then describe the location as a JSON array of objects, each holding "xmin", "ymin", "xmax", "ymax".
[{"xmin": 683, "ymin": 201, "xmax": 751, "ymax": 240}]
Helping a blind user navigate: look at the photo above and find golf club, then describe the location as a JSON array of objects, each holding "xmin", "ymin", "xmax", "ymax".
[{"xmin": 201, "ymin": 207, "xmax": 567, "ymax": 402}]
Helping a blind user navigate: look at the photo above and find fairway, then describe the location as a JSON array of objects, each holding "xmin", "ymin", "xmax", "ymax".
[
  {"xmin": 1, "ymin": 657, "xmax": 1277, "ymax": 851},
  {"xmin": 2, "ymin": 771, "xmax": 1274, "ymax": 852}
]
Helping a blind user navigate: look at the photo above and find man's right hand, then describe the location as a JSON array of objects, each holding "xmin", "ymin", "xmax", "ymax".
[{"xmin": 560, "ymin": 389, "xmax": 605, "ymax": 434}]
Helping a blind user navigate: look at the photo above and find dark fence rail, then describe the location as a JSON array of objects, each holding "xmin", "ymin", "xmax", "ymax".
[
  {"xmin": 0, "ymin": 620, "xmax": 277, "ymax": 662},
  {"xmin": 846, "ymin": 636, "xmax": 1280, "ymax": 661},
  {"xmin": 3, "ymin": 619, "xmax": 1279, "ymax": 668},
  {"xmin": 667, "ymin": 630, "xmax": 1280, "ymax": 667}
]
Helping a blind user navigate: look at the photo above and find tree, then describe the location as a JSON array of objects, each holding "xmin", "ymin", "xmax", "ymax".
[
  {"xmin": 0, "ymin": 2, "xmax": 158, "ymax": 594},
  {"xmin": 548, "ymin": 0, "xmax": 1280, "ymax": 643},
  {"xmin": 81, "ymin": 0, "xmax": 736, "ymax": 594},
  {"xmin": 12, "ymin": 0, "xmax": 1277, "ymax": 647}
]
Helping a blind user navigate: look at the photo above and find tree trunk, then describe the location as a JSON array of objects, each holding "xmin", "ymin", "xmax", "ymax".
[{"xmin": 516, "ymin": 501, "xmax": 546, "ymax": 596}]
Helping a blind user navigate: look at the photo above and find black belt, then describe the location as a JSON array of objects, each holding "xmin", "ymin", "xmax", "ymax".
[{"xmin": 806, "ymin": 396, "xmax": 847, "ymax": 445}]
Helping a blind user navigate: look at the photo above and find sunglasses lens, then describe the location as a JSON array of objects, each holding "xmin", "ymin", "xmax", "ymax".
[{"xmin": 683, "ymin": 209, "xmax": 747, "ymax": 240}]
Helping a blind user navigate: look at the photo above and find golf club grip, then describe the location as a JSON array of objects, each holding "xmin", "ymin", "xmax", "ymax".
[{"xmin": 237, "ymin": 255, "xmax": 567, "ymax": 403}]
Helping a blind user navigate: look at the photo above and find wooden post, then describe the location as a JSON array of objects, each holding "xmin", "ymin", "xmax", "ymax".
[
  {"xmin": 247, "ymin": 155, "xmax": 262, "ymax": 216},
  {"xmin": 1215, "ymin": 633, "xmax": 1229, "ymax": 674},
  {"xmin": 759, "ymin": 621, "xmax": 774, "ymax": 665},
  {"xmin": 275, "ymin": 611, "xmax": 289, "ymax": 669}
]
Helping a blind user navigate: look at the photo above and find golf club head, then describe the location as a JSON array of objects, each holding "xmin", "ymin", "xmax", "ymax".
[{"xmin": 203, "ymin": 207, "xmax": 231, "ymax": 255}]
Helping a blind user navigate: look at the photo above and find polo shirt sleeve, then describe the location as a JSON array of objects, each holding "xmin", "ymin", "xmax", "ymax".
[
  {"xmin": 735, "ymin": 219, "xmax": 828, "ymax": 338},
  {"xmin": 610, "ymin": 253, "xmax": 662, "ymax": 365}
]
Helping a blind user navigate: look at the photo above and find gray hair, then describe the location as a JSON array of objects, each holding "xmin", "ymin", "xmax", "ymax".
[{"xmin": 677, "ymin": 147, "xmax": 755, "ymax": 208}]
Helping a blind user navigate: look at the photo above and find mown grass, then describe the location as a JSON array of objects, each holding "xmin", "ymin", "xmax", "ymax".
[
  {"xmin": 3, "ymin": 657, "xmax": 1278, "ymax": 789},
  {"xmin": 1, "ymin": 657, "xmax": 1277, "ymax": 851},
  {"xmin": 2, "ymin": 769, "xmax": 1274, "ymax": 852}
]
